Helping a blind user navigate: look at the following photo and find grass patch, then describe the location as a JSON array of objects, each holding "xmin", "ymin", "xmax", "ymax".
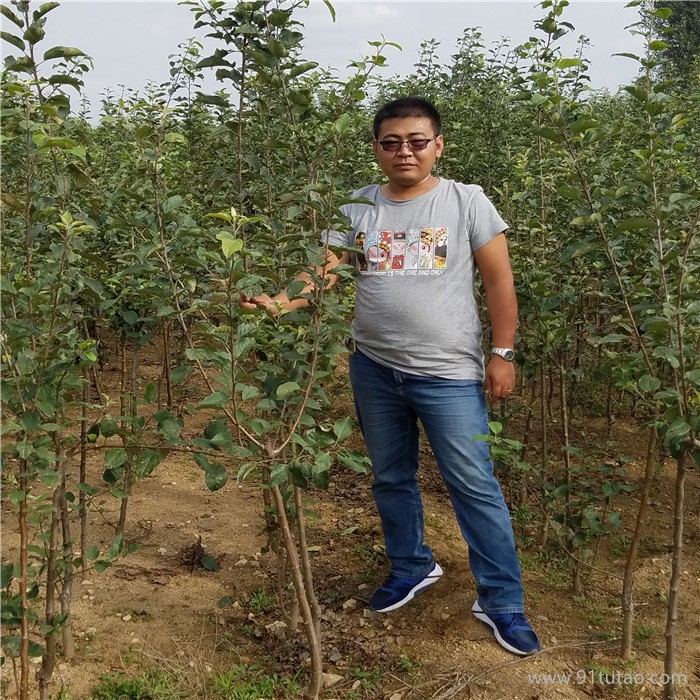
[
  {"xmin": 89, "ymin": 669, "xmax": 186, "ymax": 700},
  {"xmin": 247, "ymin": 587, "xmax": 275, "ymax": 614},
  {"xmin": 209, "ymin": 663, "xmax": 300, "ymax": 699}
]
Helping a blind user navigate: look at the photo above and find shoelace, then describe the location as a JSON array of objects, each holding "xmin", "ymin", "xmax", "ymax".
[{"xmin": 490, "ymin": 612, "xmax": 534, "ymax": 632}]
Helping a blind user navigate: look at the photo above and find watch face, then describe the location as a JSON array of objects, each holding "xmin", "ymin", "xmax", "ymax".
[{"xmin": 503, "ymin": 349, "xmax": 515, "ymax": 361}]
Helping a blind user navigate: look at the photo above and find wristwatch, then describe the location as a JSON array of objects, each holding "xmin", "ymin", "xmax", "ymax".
[{"xmin": 491, "ymin": 347, "xmax": 515, "ymax": 362}]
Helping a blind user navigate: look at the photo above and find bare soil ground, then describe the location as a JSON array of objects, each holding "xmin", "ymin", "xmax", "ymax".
[{"xmin": 2, "ymin": 348, "xmax": 699, "ymax": 700}]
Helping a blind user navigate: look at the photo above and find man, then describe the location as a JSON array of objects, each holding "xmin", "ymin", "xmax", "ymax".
[{"xmin": 241, "ymin": 96, "xmax": 540, "ymax": 656}]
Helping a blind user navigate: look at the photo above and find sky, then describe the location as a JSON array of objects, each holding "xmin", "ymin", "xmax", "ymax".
[{"xmin": 2, "ymin": 1, "xmax": 647, "ymax": 116}]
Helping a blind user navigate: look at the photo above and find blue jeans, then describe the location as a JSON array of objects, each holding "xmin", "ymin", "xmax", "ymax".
[{"xmin": 349, "ymin": 349, "xmax": 525, "ymax": 614}]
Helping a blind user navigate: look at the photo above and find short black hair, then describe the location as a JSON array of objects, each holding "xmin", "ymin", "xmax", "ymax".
[{"xmin": 373, "ymin": 96, "xmax": 442, "ymax": 139}]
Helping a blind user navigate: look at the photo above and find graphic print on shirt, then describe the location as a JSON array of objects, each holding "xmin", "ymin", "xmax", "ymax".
[
  {"xmin": 355, "ymin": 231, "xmax": 368, "ymax": 271},
  {"xmin": 355, "ymin": 228, "xmax": 448, "ymax": 276}
]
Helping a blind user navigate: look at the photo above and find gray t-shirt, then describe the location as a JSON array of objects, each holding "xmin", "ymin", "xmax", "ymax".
[{"xmin": 324, "ymin": 178, "xmax": 508, "ymax": 380}]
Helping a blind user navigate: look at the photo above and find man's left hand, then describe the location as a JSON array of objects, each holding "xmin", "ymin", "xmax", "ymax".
[{"xmin": 484, "ymin": 357, "xmax": 516, "ymax": 403}]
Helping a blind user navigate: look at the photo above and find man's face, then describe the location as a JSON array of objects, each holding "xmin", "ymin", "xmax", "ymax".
[{"xmin": 372, "ymin": 116, "xmax": 444, "ymax": 189}]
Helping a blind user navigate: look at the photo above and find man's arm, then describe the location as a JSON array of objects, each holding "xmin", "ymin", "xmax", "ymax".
[
  {"xmin": 240, "ymin": 250, "xmax": 351, "ymax": 315},
  {"xmin": 473, "ymin": 232, "xmax": 517, "ymax": 403}
]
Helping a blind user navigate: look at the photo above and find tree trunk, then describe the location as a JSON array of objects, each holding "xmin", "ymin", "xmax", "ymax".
[
  {"xmin": 270, "ymin": 483, "xmax": 322, "ymax": 700},
  {"xmin": 162, "ymin": 321, "xmax": 173, "ymax": 407},
  {"xmin": 59, "ymin": 431, "xmax": 75, "ymax": 659},
  {"xmin": 37, "ymin": 485, "xmax": 62, "ymax": 699},
  {"xmin": 662, "ymin": 451, "xmax": 687, "ymax": 700},
  {"xmin": 294, "ymin": 486, "xmax": 321, "ymax": 642},
  {"xmin": 80, "ymin": 373, "xmax": 89, "ymax": 575},
  {"xmin": 620, "ymin": 426, "xmax": 657, "ymax": 659},
  {"xmin": 118, "ymin": 344, "xmax": 138, "ymax": 534},
  {"xmin": 18, "ymin": 465, "xmax": 29, "ymax": 700},
  {"xmin": 539, "ymin": 363, "xmax": 550, "ymax": 546}
]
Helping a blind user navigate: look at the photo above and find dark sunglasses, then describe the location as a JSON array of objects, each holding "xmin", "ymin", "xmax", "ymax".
[{"xmin": 376, "ymin": 136, "xmax": 439, "ymax": 152}]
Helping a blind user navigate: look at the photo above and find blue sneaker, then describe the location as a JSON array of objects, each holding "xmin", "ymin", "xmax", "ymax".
[
  {"xmin": 472, "ymin": 600, "xmax": 541, "ymax": 655},
  {"xmin": 369, "ymin": 562, "xmax": 443, "ymax": 612}
]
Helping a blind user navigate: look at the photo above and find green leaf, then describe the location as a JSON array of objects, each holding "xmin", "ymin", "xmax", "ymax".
[
  {"xmin": 289, "ymin": 61, "xmax": 318, "ymax": 78},
  {"xmin": 322, "ymin": 0, "xmax": 336, "ymax": 21},
  {"xmin": 240, "ymin": 385, "xmax": 259, "ymax": 401},
  {"xmin": 665, "ymin": 417, "xmax": 690, "ymax": 442},
  {"xmin": 314, "ymin": 452, "xmax": 332, "ymax": 472},
  {"xmin": 158, "ymin": 418, "xmax": 181, "ymax": 441},
  {"xmin": 237, "ymin": 462, "xmax": 258, "ymax": 484},
  {"xmin": 337, "ymin": 449, "xmax": 371, "ymax": 474},
  {"xmin": 333, "ymin": 113, "xmax": 351, "ymax": 136},
  {"xmin": 86, "ymin": 545, "xmax": 100, "ymax": 561},
  {"xmin": 28, "ymin": 642, "xmax": 44, "ymax": 658},
  {"xmin": 602, "ymin": 482, "xmax": 621, "ymax": 499},
  {"xmin": 285, "ymin": 279, "xmax": 307, "ymax": 300},
  {"xmin": 1, "ymin": 563, "xmax": 14, "ymax": 589},
  {"xmin": 199, "ymin": 391, "xmax": 228, "ymax": 408},
  {"xmin": 193, "ymin": 454, "xmax": 228, "ymax": 491},
  {"xmin": 102, "ymin": 468, "xmax": 122, "ymax": 485},
  {"xmin": 34, "ymin": 3, "xmax": 61, "ymax": 21},
  {"xmin": 43, "ymin": 45, "xmax": 87, "ymax": 60},
  {"xmin": 653, "ymin": 6, "xmax": 672, "ymax": 19},
  {"xmin": 276, "ymin": 381, "xmax": 301, "ymax": 399},
  {"xmin": 638, "ymin": 375, "xmax": 661, "ymax": 393},
  {"xmin": 549, "ymin": 484, "xmax": 570, "ymax": 499},
  {"xmin": 614, "ymin": 217, "xmax": 654, "ymax": 233},
  {"xmin": 143, "ymin": 382, "xmax": 157, "ymax": 405},
  {"xmin": 196, "ymin": 93, "xmax": 230, "ymax": 108},
  {"xmin": 105, "ymin": 448, "xmax": 127, "ymax": 470},
  {"xmin": 1, "ymin": 636, "xmax": 20, "ymax": 657},
  {"xmin": 270, "ymin": 463, "xmax": 289, "ymax": 486},
  {"xmin": 199, "ymin": 421, "xmax": 225, "ymax": 444},
  {"xmin": 171, "ymin": 366, "xmax": 193, "ymax": 384},
  {"xmin": 649, "ymin": 40, "xmax": 668, "ymax": 51},
  {"xmin": 684, "ymin": 369, "xmax": 700, "ymax": 386},
  {"xmin": 218, "ymin": 234, "xmax": 243, "ymax": 259},
  {"xmin": 488, "ymin": 421, "xmax": 503, "ymax": 435},
  {"xmin": 205, "ymin": 463, "xmax": 228, "ymax": 491},
  {"xmin": 598, "ymin": 334, "xmax": 627, "ymax": 344},
  {"xmin": 267, "ymin": 38, "xmax": 286, "ymax": 58},
  {"xmin": 557, "ymin": 57, "xmax": 582, "ymax": 69},
  {"xmin": 624, "ymin": 85, "xmax": 647, "ymax": 103},
  {"xmin": 218, "ymin": 595, "xmax": 234, "ymax": 608},
  {"xmin": 653, "ymin": 346, "xmax": 680, "ymax": 369},
  {"xmin": 164, "ymin": 131, "xmax": 186, "ymax": 144},
  {"xmin": 23, "ymin": 25, "xmax": 45, "ymax": 45},
  {"xmin": 1, "ymin": 31, "xmax": 25, "ymax": 51},
  {"xmin": 99, "ymin": 418, "xmax": 119, "ymax": 438},
  {"xmin": 135, "ymin": 450, "xmax": 161, "ymax": 478},
  {"xmin": 1, "ymin": 5, "xmax": 24, "ymax": 28},
  {"xmin": 569, "ymin": 117, "xmax": 598, "ymax": 135},
  {"xmin": 7, "ymin": 489, "xmax": 25, "ymax": 506},
  {"xmin": 333, "ymin": 417, "xmax": 352, "ymax": 441},
  {"xmin": 161, "ymin": 195, "xmax": 184, "ymax": 213},
  {"xmin": 200, "ymin": 556, "xmax": 220, "ymax": 572}
]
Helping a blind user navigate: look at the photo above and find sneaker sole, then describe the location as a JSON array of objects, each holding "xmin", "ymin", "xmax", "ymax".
[
  {"xmin": 371, "ymin": 563, "xmax": 443, "ymax": 613},
  {"xmin": 471, "ymin": 601, "xmax": 539, "ymax": 656}
]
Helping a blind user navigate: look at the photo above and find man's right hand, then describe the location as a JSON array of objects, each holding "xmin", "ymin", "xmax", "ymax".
[{"xmin": 239, "ymin": 292, "xmax": 285, "ymax": 316}]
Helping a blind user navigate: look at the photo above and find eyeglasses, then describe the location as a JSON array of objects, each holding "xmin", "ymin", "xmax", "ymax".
[{"xmin": 376, "ymin": 136, "xmax": 439, "ymax": 152}]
